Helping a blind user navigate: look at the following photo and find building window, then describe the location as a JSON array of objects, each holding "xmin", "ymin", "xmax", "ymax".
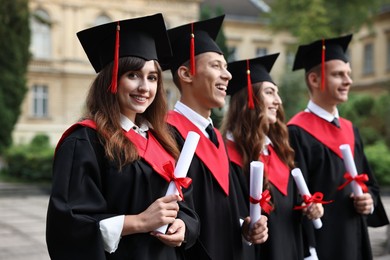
[
  {"xmin": 30, "ymin": 9, "xmax": 52, "ymax": 59},
  {"xmin": 32, "ymin": 84, "xmax": 48, "ymax": 118},
  {"xmin": 256, "ymin": 47, "xmax": 267, "ymax": 57},
  {"xmin": 363, "ymin": 43, "xmax": 374, "ymax": 75},
  {"xmin": 94, "ymin": 14, "xmax": 112, "ymax": 26}
]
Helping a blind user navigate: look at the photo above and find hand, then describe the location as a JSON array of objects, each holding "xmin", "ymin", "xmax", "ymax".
[
  {"xmin": 151, "ymin": 218, "xmax": 186, "ymax": 247},
  {"xmin": 137, "ymin": 194, "xmax": 181, "ymax": 233},
  {"xmin": 302, "ymin": 203, "xmax": 324, "ymax": 220},
  {"xmin": 352, "ymin": 192, "xmax": 373, "ymax": 215},
  {"xmin": 242, "ymin": 216, "xmax": 268, "ymax": 244}
]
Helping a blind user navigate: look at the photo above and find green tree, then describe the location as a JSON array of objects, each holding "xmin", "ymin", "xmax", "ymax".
[
  {"xmin": 269, "ymin": 0, "xmax": 388, "ymax": 124},
  {"xmin": 267, "ymin": 0, "xmax": 386, "ymax": 42},
  {"xmin": 0, "ymin": 0, "xmax": 30, "ymax": 153},
  {"xmin": 278, "ymin": 69, "xmax": 308, "ymax": 120}
]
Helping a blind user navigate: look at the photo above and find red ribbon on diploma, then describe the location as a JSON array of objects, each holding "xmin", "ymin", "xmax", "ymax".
[
  {"xmin": 249, "ymin": 189, "xmax": 273, "ymax": 214},
  {"xmin": 337, "ymin": 172, "xmax": 369, "ymax": 193},
  {"xmin": 294, "ymin": 192, "xmax": 333, "ymax": 210},
  {"xmin": 163, "ymin": 161, "xmax": 192, "ymax": 200}
]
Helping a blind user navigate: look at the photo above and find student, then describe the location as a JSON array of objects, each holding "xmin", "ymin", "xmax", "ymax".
[
  {"xmin": 164, "ymin": 15, "xmax": 268, "ymax": 260},
  {"xmin": 45, "ymin": 14, "xmax": 199, "ymax": 260},
  {"xmin": 288, "ymin": 34, "xmax": 389, "ymax": 260},
  {"xmin": 221, "ymin": 54, "xmax": 323, "ymax": 260}
]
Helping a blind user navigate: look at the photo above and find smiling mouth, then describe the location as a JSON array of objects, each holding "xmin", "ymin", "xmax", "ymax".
[
  {"xmin": 216, "ymin": 84, "xmax": 227, "ymax": 91},
  {"xmin": 132, "ymin": 95, "xmax": 147, "ymax": 102}
]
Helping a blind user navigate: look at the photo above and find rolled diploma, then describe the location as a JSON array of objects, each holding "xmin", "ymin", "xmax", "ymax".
[
  {"xmin": 249, "ymin": 161, "xmax": 264, "ymax": 229},
  {"xmin": 291, "ymin": 168, "xmax": 322, "ymax": 229},
  {"xmin": 339, "ymin": 144, "xmax": 363, "ymax": 196},
  {"xmin": 155, "ymin": 131, "xmax": 200, "ymax": 234}
]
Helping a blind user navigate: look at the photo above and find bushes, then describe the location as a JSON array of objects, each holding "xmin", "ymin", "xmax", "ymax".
[
  {"xmin": 3, "ymin": 134, "xmax": 54, "ymax": 181},
  {"xmin": 365, "ymin": 141, "xmax": 390, "ymax": 186}
]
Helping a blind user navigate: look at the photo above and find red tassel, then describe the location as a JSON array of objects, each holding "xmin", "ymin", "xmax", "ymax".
[
  {"xmin": 246, "ymin": 60, "xmax": 254, "ymax": 109},
  {"xmin": 190, "ymin": 23, "xmax": 195, "ymax": 75},
  {"xmin": 321, "ymin": 39, "xmax": 325, "ymax": 91},
  {"xmin": 109, "ymin": 22, "xmax": 120, "ymax": 94}
]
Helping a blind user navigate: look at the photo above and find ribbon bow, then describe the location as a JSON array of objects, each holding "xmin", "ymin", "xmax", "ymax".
[
  {"xmin": 163, "ymin": 161, "xmax": 192, "ymax": 200},
  {"xmin": 249, "ymin": 189, "xmax": 273, "ymax": 214},
  {"xmin": 293, "ymin": 192, "xmax": 333, "ymax": 210},
  {"xmin": 337, "ymin": 172, "xmax": 369, "ymax": 193}
]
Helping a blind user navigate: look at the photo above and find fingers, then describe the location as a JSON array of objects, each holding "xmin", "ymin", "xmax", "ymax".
[
  {"xmin": 305, "ymin": 203, "xmax": 324, "ymax": 220},
  {"xmin": 245, "ymin": 215, "xmax": 268, "ymax": 244},
  {"xmin": 353, "ymin": 193, "xmax": 373, "ymax": 215},
  {"xmin": 152, "ymin": 219, "xmax": 186, "ymax": 247},
  {"xmin": 160, "ymin": 194, "xmax": 182, "ymax": 203},
  {"xmin": 139, "ymin": 195, "xmax": 181, "ymax": 232}
]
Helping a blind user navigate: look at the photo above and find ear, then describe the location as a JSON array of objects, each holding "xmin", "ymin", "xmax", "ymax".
[
  {"xmin": 177, "ymin": 65, "xmax": 192, "ymax": 83},
  {"xmin": 307, "ymin": 71, "xmax": 320, "ymax": 91}
]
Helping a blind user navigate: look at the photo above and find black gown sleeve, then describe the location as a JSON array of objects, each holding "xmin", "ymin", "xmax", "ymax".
[
  {"xmin": 353, "ymin": 127, "xmax": 389, "ymax": 227},
  {"xmin": 46, "ymin": 128, "xmax": 111, "ymax": 260}
]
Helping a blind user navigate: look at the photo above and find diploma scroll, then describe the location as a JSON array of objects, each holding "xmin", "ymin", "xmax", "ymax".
[
  {"xmin": 291, "ymin": 168, "xmax": 322, "ymax": 229},
  {"xmin": 339, "ymin": 144, "xmax": 363, "ymax": 196},
  {"xmin": 155, "ymin": 131, "xmax": 200, "ymax": 234},
  {"xmin": 249, "ymin": 161, "xmax": 264, "ymax": 229}
]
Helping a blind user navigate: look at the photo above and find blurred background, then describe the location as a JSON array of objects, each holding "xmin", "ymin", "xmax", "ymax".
[{"xmin": 0, "ymin": 0, "xmax": 390, "ymax": 194}]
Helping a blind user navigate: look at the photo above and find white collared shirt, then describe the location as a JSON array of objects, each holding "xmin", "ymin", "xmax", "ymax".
[
  {"xmin": 305, "ymin": 100, "xmax": 339, "ymax": 123},
  {"xmin": 120, "ymin": 114, "xmax": 150, "ymax": 138},
  {"xmin": 174, "ymin": 101, "xmax": 215, "ymax": 138}
]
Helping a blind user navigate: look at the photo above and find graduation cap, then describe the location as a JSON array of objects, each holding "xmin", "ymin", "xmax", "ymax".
[
  {"xmin": 227, "ymin": 53, "xmax": 280, "ymax": 109},
  {"xmin": 292, "ymin": 34, "xmax": 352, "ymax": 91},
  {"xmin": 165, "ymin": 15, "xmax": 225, "ymax": 75},
  {"xmin": 77, "ymin": 13, "xmax": 171, "ymax": 93}
]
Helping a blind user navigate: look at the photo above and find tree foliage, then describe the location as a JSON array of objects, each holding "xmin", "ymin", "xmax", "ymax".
[
  {"xmin": 339, "ymin": 91, "xmax": 390, "ymax": 147},
  {"xmin": 266, "ymin": 0, "xmax": 386, "ymax": 42},
  {"xmin": 0, "ymin": 0, "xmax": 30, "ymax": 153}
]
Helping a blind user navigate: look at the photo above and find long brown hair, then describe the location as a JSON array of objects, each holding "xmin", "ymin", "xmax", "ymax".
[
  {"xmin": 84, "ymin": 56, "xmax": 179, "ymax": 169},
  {"xmin": 221, "ymin": 82, "xmax": 295, "ymax": 185}
]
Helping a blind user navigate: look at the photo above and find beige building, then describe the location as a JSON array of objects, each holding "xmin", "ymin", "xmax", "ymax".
[{"xmin": 13, "ymin": 0, "xmax": 390, "ymax": 146}]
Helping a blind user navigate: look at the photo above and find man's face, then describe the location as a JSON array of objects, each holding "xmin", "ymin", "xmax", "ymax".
[
  {"xmin": 189, "ymin": 52, "xmax": 232, "ymax": 114},
  {"xmin": 323, "ymin": 59, "xmax": 353, "ymax": 105}
]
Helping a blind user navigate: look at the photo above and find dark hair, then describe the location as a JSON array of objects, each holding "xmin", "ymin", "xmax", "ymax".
[
  {"xmin": 84, "ymin": 56, "xmax": 179, "ymax": 169},
  {"xmin": 221, "ymin": 83, "xmax": 295, "ymax": 197}
]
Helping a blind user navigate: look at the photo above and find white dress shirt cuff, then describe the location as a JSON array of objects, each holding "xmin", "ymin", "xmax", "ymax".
[
  {"xmin": 304, "ymin": 247, "xmax": 319, "ymax": 260},
  {"xmin": 99, "ymin": 215, "xmax": 125, "ymax": 253}
]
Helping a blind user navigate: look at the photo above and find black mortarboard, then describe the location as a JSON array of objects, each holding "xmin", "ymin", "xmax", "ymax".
[
  {"xmin": 292, "ymin": 34, "xmax": 352, "ymax": 72},
  {"xmin": 77, "ymin": 13, "xmax": 171, "ymax": 93},
  {"xmin": 164, "ymin": 15, "xmax": 225, "ymax": 75},
  {"xmin": 227, "ymin": 53, "xmax": 279, "ymax": 109}
]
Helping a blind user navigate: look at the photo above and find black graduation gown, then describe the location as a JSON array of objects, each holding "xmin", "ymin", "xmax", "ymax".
[
  {"xmin": 227, "ymin": 141, "xmax": 304, "ymax": 260},
  {"xmin": 229, "ymin": 162, "xmax": 256, "ymax": 260},
  {"xmin": 167, "ymin": 112, "xmax": 243, "ymax": 260},
  {"xmin": 46, "ymin": 125, "xmax": 199, "ymax": 260},
  {"xmin": 255, "ymin": 177, "xmax": 304, "ymax": 260},
  {"xmin": 288, "ymin": 113, "xmax": 389, "ymax": 260}
]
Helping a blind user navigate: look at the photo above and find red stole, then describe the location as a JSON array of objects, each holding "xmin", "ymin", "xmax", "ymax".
[
  {"xmin": 288, "ymin": 112, "xmax": 355, "ymax": 159},
  {"xmin": 167, "ymin": 111, "xmax": 230, "ymax": 195},
  {"xmin": 226, "ymin": 139, "xmax": 289, "ymax": 196},
  {"xmin": 226, "ymin": 140, "xmax": 243, "ymax": 167},
  {"xmin": 56, "ymin": 119, "xmax": 175, "ymax": 182},
  {"xmin": 260, "ymin": 145, "xmax": 289, "ymax": 196}
]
